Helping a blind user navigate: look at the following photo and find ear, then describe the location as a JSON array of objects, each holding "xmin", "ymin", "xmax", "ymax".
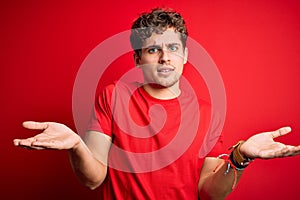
[
  {"xmin": 134, "ymin": 53, "xmax": 141, "ymax": 67},
  {"xmin": 183, "ymin": 47, "xmax": 188, "ymax": 64}
]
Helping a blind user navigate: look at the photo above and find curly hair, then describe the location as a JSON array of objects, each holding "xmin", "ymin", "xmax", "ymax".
[{"xmin": 130, "ymin": 8, "xmax": 188, "ymax": 56}]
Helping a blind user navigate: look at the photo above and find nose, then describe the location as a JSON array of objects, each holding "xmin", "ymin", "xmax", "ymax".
[{"xmin": 159, "ymin": 48, "xmax": 170, "ymax": 64}]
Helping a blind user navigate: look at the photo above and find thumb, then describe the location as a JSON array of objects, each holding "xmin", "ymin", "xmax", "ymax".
[
  {"xmin": 22, "ymin": 121, "xmax": 49, "ymax": 130},
  {"xmin": 271, "ymin": 126, "xmax": 292, "ymax": 139}
]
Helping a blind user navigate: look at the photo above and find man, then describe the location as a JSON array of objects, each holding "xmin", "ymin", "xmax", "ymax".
[{"xmin": 13, "ymin": 8, "xmax": 300, "ymax": 199}]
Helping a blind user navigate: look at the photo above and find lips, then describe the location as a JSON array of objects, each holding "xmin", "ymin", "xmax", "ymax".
[
  {"xmin": 157, "ymin": 68, "xmax": 173, "ymax": 73},
  {"xmin": 157, "ymin": 66, "xmax": 174, "ymax": 73}
]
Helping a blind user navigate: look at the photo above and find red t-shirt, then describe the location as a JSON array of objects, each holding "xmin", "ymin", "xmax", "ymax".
[{"xmin": 87, "ymin": 81, "xmax": 223, "ymax": 199}]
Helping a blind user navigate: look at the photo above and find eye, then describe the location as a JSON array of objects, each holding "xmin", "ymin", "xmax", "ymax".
[
  {"xmin": 148, "ymin": 47, "xmax": 160, "ymax": 54},
  {"xmin": 168, "ymin": 45, "xmax": 178, "ymax": 52}
]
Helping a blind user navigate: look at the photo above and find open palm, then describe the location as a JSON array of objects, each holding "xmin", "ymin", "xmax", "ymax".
[
  {"xmin": 13, "ymin": 121, "xmax": 81, "ymax": 150},
  {"xmin": 240, "ymin": 127, "xmax": 300, "ymax": 159}
]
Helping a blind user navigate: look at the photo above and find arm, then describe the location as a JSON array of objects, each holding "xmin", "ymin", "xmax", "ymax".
[
  {"xmin": 198, "ymin": 126, "xmax": 300, "ymax": 200},
  {"xmin": 198, "ymin": 157, "xmax": 243, "ymax": 200},
  {"xmin": 69, "ymin": 130, "xmax": 111, "ymax": 189},
  {"xmin": 13, "ymin": 121, "xmax": 111, "ymax": 190}
]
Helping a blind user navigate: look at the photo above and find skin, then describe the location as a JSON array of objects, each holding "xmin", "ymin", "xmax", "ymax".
[
  {"xmin": 13, "ymin": 28, "xmax": 300, "ymax": 199},
  {"xmin": 134, "ymin": 28, "xmax": 188, "ymax": 99}
]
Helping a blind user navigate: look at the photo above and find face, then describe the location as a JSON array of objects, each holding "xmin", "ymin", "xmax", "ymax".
[{"xmin": 135, "ymin": 28, "xmax": 188, "ymax": 89}]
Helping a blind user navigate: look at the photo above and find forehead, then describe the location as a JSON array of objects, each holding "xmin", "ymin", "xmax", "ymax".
[{"xmin": 142, "ymin": 28, "xmax": 183, "ymax": 47}]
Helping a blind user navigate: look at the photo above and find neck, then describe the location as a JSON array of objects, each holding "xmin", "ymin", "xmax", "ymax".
[{"xmin": 143, "ymin": 83, "xmax": 181, "ymax": 100}]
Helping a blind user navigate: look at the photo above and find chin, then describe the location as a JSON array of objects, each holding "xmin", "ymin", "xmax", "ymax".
[
  {"xmin": 145, "ymin": 76, "xmax": 180, "ymax": 89},
  {"xmin": 157, "ymin": 80, "xmax": 179, "ymax": 88}
]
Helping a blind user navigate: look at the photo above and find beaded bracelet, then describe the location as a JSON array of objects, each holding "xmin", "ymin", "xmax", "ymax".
[
  {"xmin": 214, "ymin": 141, "xmax": 254, "ymax": 190},
  {"xmin": 214, "ymin": 154, "xmax": 239, "ymax": 190}
]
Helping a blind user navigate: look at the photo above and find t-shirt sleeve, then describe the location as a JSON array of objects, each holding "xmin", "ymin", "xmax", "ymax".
[
  {"xmin": 86, "ymin": 84, "xmax": 115, "ymax": 137},
  {"xmin": 205, "ymin": 133, "xmax": 224, "ymax": 157},
  {"xmin": 199, "ymin": 109, "xmax": 225, "ymax": 158}
]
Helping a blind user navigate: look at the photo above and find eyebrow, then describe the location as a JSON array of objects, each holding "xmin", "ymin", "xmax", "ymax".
[
  {"xmin": 143, "ymin": 43, "xmax": 181, "ymax": 49},
  {"xmin": 144, "ymin": 44, "xmax": 162, "ymax": 49},
  {"xmin": 166, "ymin": 43, "xmax": 181, "ymax": 47}
]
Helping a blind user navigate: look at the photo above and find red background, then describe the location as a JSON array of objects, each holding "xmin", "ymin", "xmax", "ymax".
[{"xmin": 1, "ymin": 0, "xmax": 300, "ymax": 199}]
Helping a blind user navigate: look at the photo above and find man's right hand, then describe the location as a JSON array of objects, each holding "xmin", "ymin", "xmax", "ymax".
[{"xmin": 13, "ymin": 121, "xmax": 81, "ymax": 150}]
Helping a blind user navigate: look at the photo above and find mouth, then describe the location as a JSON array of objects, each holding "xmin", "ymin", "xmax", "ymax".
[{"xmin": 157, "ymin": 66, "xmax": 175, "ymax": 74}]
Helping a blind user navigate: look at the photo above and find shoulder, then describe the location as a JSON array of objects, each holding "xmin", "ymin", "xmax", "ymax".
[
  {"xmin": 97, "ymin": 81, "xmax": 142, "ymax": 101},
  {"xmin": 103, "ymin": 81, "xmax": 142, "ymax": 92}
]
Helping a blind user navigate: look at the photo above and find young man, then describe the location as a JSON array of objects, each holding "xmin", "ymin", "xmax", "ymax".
[{"xmin": 13, "ymin": 8, "xmax": 300, "ymax": 199}]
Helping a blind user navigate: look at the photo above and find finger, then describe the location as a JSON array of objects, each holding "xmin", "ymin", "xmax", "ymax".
[
  {"xmin": 13, "ymin": 139, "xmax": 22, "ymax": 146},
  {"xmin": 286, "ymin": 145, "xmax": 300, "ymax": 156},
  {"xmin": 274, "ymin": 145, "xmax": 300, "ymax": 157},
  {"xmin": 22, "ymin": 121, "xmax": 49, "ymax": 130},
  {"xmin": 271, "ymin": 126, "xmax": 292, "ymax": 139},
  {"xmin": 19, "ymin": 144, "xmax": 46, "ymax": 150},
  {"xmin": 32, "ymin": 140, "xmax": 65, "ymax": 150},
  {"xmin": 16, "ymin": 139, "xmax": 56, "ymax": 150},
  {"xmin": 17, "ymin": 138, "xmax": 37, "ymax": 147},
  {"xmin": 13, "ymin": 139, "xmax": 32, "ymax": 146}
]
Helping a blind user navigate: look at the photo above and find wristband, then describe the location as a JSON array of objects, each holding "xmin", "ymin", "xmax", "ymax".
[
  {"xmin": 229, "ymin": 140, "xmax": 253, "ymax": 169},
  {"xmin": 214, "ymin": 141, "xmax": 254, "ymax": 190}
]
